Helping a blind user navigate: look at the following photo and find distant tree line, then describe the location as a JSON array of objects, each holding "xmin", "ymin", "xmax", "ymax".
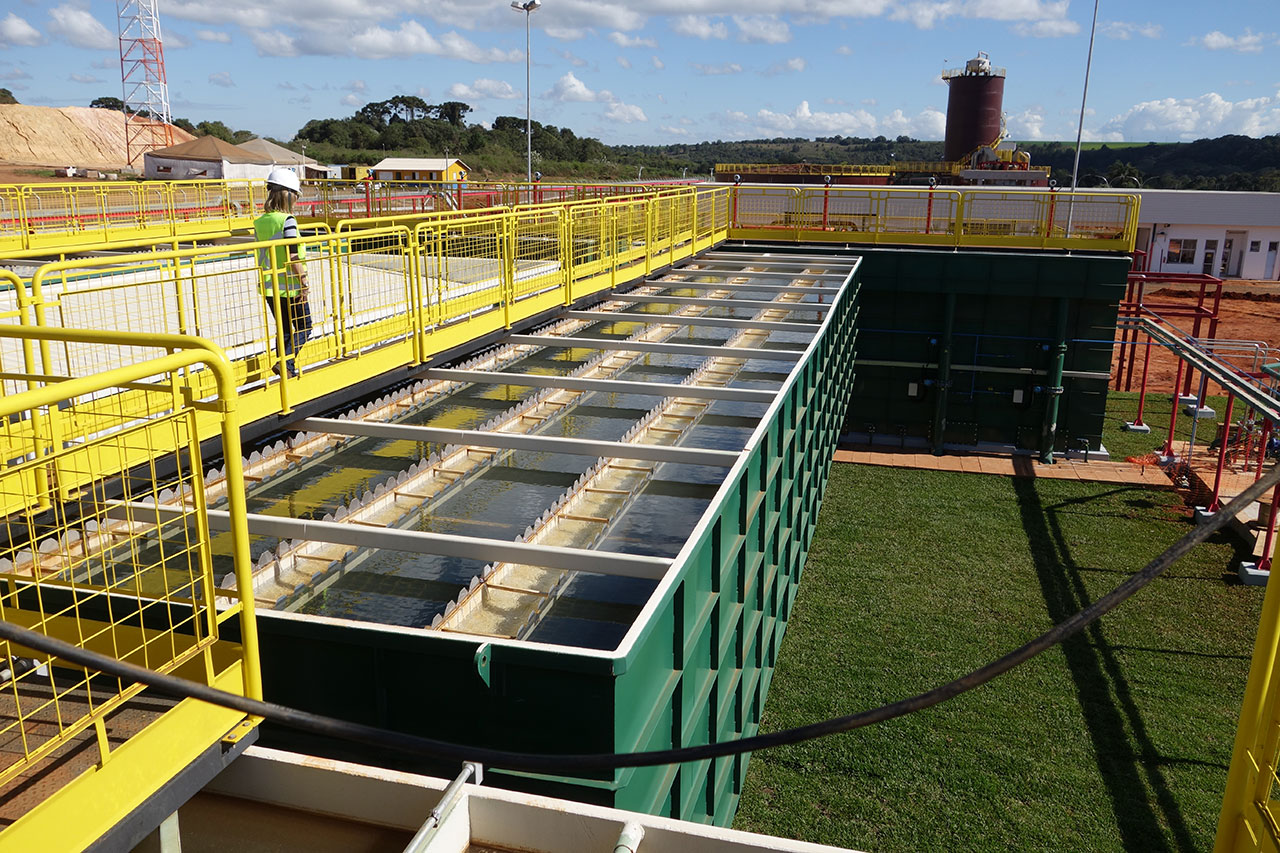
[
  {"xmin": 90, "ymin": 96, "xmax": 255, "ymax": 144},
  {"xmin": 81, "ymin": 92, "xmax": 1280, "ymax": 187},
  {"xmin": 1021, "ymin": 135, "xmax": 1280, "ymax": 191}
]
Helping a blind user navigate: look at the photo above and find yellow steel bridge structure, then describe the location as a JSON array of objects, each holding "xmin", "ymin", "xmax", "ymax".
[{"xmin": 30, "ymin": 177, "xmax": 1280, "ymax": 853}]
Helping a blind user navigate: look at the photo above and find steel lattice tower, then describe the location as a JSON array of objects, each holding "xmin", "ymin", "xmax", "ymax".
[{"xmin": 117, "ymin": 0, "xmax": 173, "ymax": 167}]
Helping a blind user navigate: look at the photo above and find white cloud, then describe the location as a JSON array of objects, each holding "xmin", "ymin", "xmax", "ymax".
[
  {"xmin": 552, "ymin": 48, "xmax": 588, "ymax": 68},
  {"xmin": 836, "ymin": 45, "xmax": 852, "ymax": 55},
  {"xmin": 733, "ymin": 15, "xmax": 790, "ymax": 44},
  {"xmin": 251, "ymin": 30, "xmax": 297, "ymax": 57},
  {"xmin": 892, "ymin": 0, "xmax": 1073, "ymax": 32},
  {"xmin": 209, "ymin": 71, "xmax": 235, "ymax": 88},
  {"xmin": 69, "ymin": 72, "xmax": 101, "ymax": 84},
  {"xmin": 448, "ymin": 78, "xmax": 519, "ymax": 100},
  {"xmin": 605, "ymin": 101, "xmax": 647, "ymax": 123},
  {"xmin": 1, "ymin": 13, "xmax": 42, "ymax": 47},
  {"xmin": 609, "ymin": 31, "xmax": 656, "ymax": 48},
  {"xmin": 1194, "ymin": 29, "xmax": 1272, "ymax": 53},
  {"xmin": 0, "ymin": 67, "xmax": 31, "ymax": 81},
  {"xmin": 545, "ymin": 71, "xmax": 645, "ymax": 124},
  {"xmin": 166, "ymin": 30, "xmax": 190, "ymax": 49},
  {"xmin": 748, "ymin": 101, "xmax": 878, "ymax": 135},
  {"xmin": 651, "ymin": 55, "xmax": 664, "ymax": 69},
  {"xmin": 47, "ymin": 5, "xmax": 115, "ymax": 50},
  {"xmin": 1006, "ymin": 108, "xmax": 1049, "ymax": 140},
  {"xmin": 691, "ymin": 62, "xmax": 743, "ymax": 76},
  {"xmin": 659, "ymin": 124, "xmax": 691, "ymax": 137},
  {"xmin": 544, "ymin": 26, "xmax": 589, "ymax": 41},
  {"xmin": 349, "ymin": 21, "xmax": 522, "ymax": 62},
  {"xmin": 545, "ymin": 71, "xmax": 611, "ymax": 103},
  {"xmin": 672, "ymin": 15, "xmax": 728, "ymax": 40},
  {"xmin": 340, "ymin": 93, "xmax": 361, "ymax": 107},
  {"xmin": 616, "ymin": 55, "xmax": 631, "ymax": 69},
  {"xmin": 724, "ymin": 99, "xmax": 947, "ymax": 139},
  {"xmin": 1099, "ymin": 91, "xmax": 1280, "ymax": 140},
  {"xmin": 881, "ymin": 107, "xmax": 946, "ymax": 138},
  {"xmin": 1013, "ymin": 18, "xmax": 1079, "ymax": 37},
  {"xmin": 343, "ymin": 79, "xmax": 368, "ymax": 94},
  {"xmin": 764, "ymin": 57, "xmax": 806, "ymax": 75},
  {"xmin": 1100, "ymin": 21, "xmax": 1162, "ymax": 40},
  {"xmin": 196, "ymin": 29, "xmax": 232, "ymax": 44}
]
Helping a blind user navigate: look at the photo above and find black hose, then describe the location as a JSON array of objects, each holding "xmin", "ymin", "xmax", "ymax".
[{"xmin": 2, "ymin": 462, "xmax": 1275, "ymax": 775}]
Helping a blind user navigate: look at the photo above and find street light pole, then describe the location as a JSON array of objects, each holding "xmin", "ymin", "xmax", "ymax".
[
  {"xmin": 1067, "ymin": 0, "xmax": 1101, "ymax": 235},
  {"xmin": 511, "ymin": 0, "xmax": 542, "ymax": 184}
]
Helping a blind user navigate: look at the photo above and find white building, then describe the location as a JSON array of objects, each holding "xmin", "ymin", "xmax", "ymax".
[
  {"xmin": 1120, "ymin": 189, "xmax": 1280, "ymax": 281},
  {"xmin": 236, "ymin": 138, "xmax": 328, "ymax": 180},
  {"xmin": 143, "ymin": 136, "xmax": 274, "ymax": 181}
]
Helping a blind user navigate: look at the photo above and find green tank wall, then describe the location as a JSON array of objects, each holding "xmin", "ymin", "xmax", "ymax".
[
  {"xmin": 241, "ymin": 262, "xmax": 860, "ymax": 827},
  {"xmin": 846, "ymin": 248, "xmax": 1129, "ymax": 453}
]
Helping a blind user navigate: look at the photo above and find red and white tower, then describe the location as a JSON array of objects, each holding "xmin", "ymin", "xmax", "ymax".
[{"xmin": 117, "ymin": 0, "xmax": 173, "ymax": 167}]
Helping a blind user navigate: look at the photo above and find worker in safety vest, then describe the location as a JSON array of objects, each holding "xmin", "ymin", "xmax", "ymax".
[{"xmin": 254, "ymin": 168, "xmax": 312, "ymax": 378}]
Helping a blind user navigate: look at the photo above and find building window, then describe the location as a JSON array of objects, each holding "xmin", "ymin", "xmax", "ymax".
[
  {"xmin": 1270, "ymin": 242, "xmax": 1279, "ymax": 252},
  {"xmin": 1166, "ymin": 238, "xmax": 1197, "ymax": 265},
  {"xmin": 1250, "ymin": 240, "xmax": 1262, "ymax": 252}
]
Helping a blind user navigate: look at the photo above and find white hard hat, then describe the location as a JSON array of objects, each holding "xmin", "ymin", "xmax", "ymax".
[{"xmin": 266, "ymin": 167, "xmax": 300, "ymax": 193}]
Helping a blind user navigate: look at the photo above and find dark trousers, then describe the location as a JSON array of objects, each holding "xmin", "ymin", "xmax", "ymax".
[{"xmin": 264, "ymin": 292, "xmax": 313, "ymax": 373}]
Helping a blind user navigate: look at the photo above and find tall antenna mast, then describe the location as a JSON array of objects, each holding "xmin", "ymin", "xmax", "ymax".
[{"xmin": 117, "ymin": 0, "xmax": 173, "ymax": 167}]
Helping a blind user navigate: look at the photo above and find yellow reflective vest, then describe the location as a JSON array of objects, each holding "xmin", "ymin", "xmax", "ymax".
[{"xmin": 253, "ymin": 211, "xmax": 306, "ymax": 297}]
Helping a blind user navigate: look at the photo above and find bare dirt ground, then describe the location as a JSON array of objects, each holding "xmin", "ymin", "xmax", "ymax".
[
  {"xmin": 1112, "ymin": 282, "xmax": 1280, "ymax": 394},
  {"xmin": 0, "ymin": 104, "xmax": 192, "ymax": 173}
]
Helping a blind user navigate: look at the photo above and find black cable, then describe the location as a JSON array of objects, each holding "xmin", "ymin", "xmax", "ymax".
[{"xmin": 2, "ymin": 462, "xmax": 1275, "ymax": 776}]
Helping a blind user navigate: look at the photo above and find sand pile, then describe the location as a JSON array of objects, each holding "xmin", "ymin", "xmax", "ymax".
[{"xmin": 0, "ymin": 105, "xmax": 194, "ymax": 169}]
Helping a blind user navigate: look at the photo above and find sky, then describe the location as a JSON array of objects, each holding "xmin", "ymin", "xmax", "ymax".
[{"xmin": 1, "ymin": 1, "xmax": 1279, "ymax": 147}]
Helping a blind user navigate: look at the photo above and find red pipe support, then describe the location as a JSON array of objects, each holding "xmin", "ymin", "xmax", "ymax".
[
  {"xmin": 1134, "ymin": 332, "xmax": 1153, "ymax": 427},
  {"xmin": 1162, "ymin": 360, "xmax": 1186, "ymax": 458},
  {"xmin": 1257, "ymin": 477, "xmax": 1280, "ymax": 574},
  {"xmin": 1208, "ymin": 393, "xmax": 1235, "ymax": 513}
]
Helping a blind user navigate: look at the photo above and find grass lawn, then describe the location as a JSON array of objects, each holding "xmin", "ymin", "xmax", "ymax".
[
  {"xmin": 733, "ymin": 460, "xmax": 1261, "ymax": 851},
  {"xmin": 1101, "ymin": 390, "xmax": 1230, "ymax": 464}
]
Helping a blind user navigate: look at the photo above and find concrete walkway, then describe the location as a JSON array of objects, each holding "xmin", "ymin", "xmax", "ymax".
[{"xmin": 834, "ymin": 446, "xmax": 1173, "ymax": 488}]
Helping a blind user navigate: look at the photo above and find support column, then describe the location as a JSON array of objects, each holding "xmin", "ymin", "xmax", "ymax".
[
  {"xmin": 931, "ymin": 292, "xmax": 956, "ymax": 456},
  {"xmin": 1039, "ymin": 296, "xmax": 1070, "ymax": 465},
  {"xmin": 1259, "ymin": 478, "xmax": 1280, "ymax": 574},
  {"xmin": 1131, "ymin": 331, "xmax": 1153, "ymax": 428},
  {"xmin": 1207, "ymin": 393, "xmax": 1236, "ymax": 513},
  {"xmin": 1161, "ymin": 359, "xmax": 1186, "ymax": 458}
]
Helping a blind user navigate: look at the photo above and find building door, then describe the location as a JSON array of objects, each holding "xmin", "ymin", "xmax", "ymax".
[
  {"xmin": 1135, "ymin": 227, "xmax": 1151, "ymax": 270},
  {"xmin": 1203, "ymin": 239, "xmax": 1218, "ymax": 275},
  {"xmin": 1223, "ymin": 231, "xmax": 1247, "ymax": 277},
  {"xmin": 1267, "ymin": 241, "xmax": 1278, "ymax": 280}
]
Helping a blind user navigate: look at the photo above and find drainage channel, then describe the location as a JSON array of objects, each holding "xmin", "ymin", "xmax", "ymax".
[{"xmin": 36, "ymin": 256, "xmax": 847, "ymax": 652}]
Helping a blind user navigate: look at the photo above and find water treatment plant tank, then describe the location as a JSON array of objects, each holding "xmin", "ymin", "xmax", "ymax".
[{"xmin": 942, "ymin": 51, "xmax": 1006, "ymax": 163}]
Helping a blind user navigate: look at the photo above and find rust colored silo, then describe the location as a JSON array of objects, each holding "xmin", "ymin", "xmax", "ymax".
[{"xmin": 943, "ymin": 52, "xmax": 1006, "ymax": 163}]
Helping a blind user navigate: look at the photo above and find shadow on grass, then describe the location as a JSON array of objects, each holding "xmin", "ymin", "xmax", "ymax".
[{"xmin": 1012, "ymin": 477, "xmax": 1195, "ymax": 853}]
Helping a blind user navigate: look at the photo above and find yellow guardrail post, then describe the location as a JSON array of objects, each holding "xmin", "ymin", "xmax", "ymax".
[
  {"xmin": 337, "ymin": 232, "xmax": 354, "ymax": 360},
  {"xmin": 1214, "ymin": 532, "xmax": 1280, "ymax": 851},
  {"xmin": 644, "ymin": 199, "xmax": 654, "ymax": 277},
  {"xmin": 327, "ymin": 232, "xmax": 345, "ymax": 361},
  {"xmin": 503, "ymin": 215, "xmax": 515, "ymax": 329},
  {"xmin": 0, "ymin": 325, "xmax": 263, "ymax": 701},
  {"xmin": 609, "ymin": 207, "xmax": 619, "ymax": 291},
  {"xmin": 407, "ymin": 228, "xmax": 424, "ymax": 365},
  {"xmin": 562, "ymin": 206, "xmax": 574, "ymax": 306},
  {"xmin": 794, "ymin": 187, "xmax": 804, "ymax": 242}
]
